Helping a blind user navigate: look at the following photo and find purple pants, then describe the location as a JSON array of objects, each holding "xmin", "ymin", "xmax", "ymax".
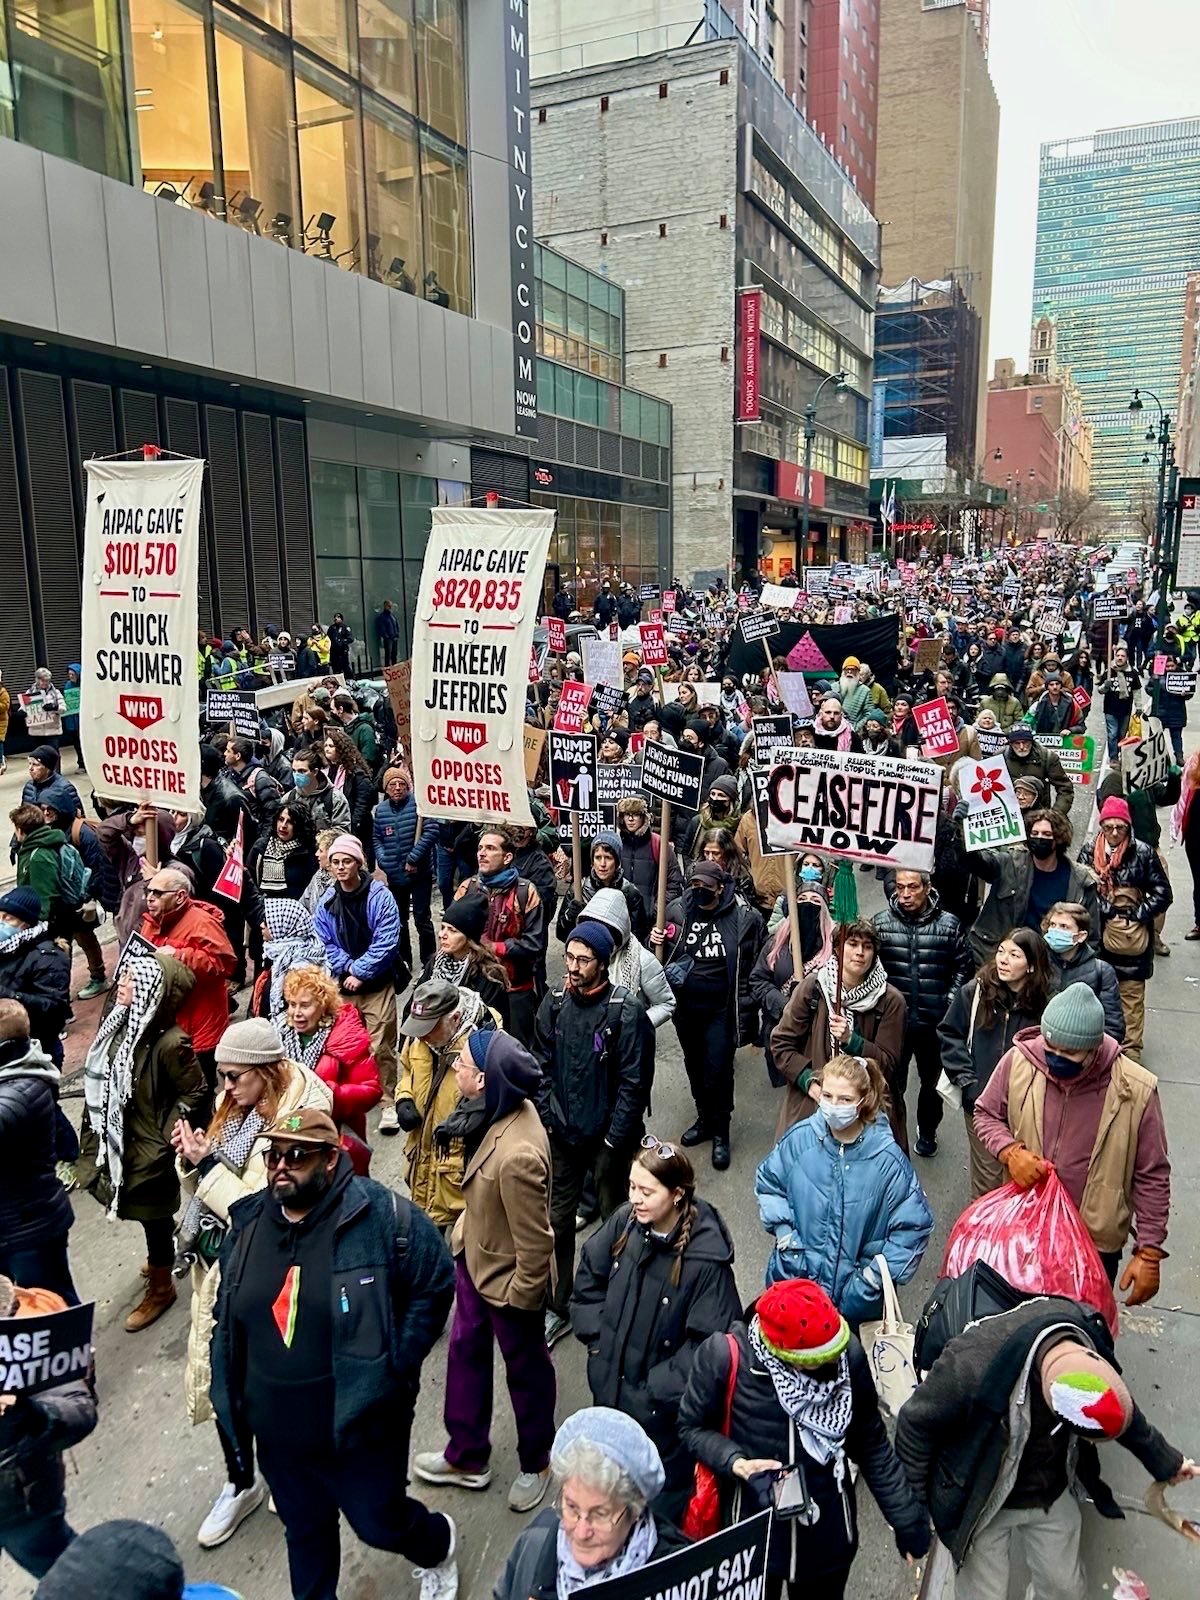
[{"xmin": 444, "ymin": 1258, "xmax": 556, "ymax": 1475}]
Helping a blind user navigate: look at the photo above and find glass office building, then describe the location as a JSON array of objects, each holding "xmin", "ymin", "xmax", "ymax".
[{"xmin": 1033, "ymin": 119, "xmax": 1200, "ymax": 513}]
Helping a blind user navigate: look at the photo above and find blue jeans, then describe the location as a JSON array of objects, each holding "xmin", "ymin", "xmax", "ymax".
[
  {"xmin": 1105, "ymin": 712, "xmax": 1129, "ymax": 760},
  {"xmin": 0, "ymin": 1507, "xmax": 75, "ymax": 1577}
]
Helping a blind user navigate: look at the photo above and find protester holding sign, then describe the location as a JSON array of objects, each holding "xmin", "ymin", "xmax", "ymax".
[
  {"xmin": 960, "ymin": 808, "xmax": 1097, "ymax": 967},
  {"xmin": 1004, "ymin": 725, "xmax": 1074, "ymax": 816},
  {"xmin": 454, "ymin": 829, "xmax": 546, "ymax": 1046}
]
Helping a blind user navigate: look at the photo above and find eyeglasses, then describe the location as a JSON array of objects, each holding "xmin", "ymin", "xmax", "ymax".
[
  {"xmin": 265, "ymin": 1144, "xmax": 324, "ymax": 1168},
  {"xmin": 640, "ymin": 1135, "xmax": 676, "ymax": 1158},
  {"xmin": 217, "ymin": 1066, "xmax": 253, "ymax": 1085},
  {"xmin": 564, "ymin": 952, "xmax": 598, "ymax": 968},
  {"xmin": 556, "ymin": 1496, "xmax": 630, "ymax": 1533}
]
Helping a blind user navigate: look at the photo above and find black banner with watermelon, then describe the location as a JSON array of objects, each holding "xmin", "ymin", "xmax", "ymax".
[{"xmin": 723, "ymin": 613, "xmax": 901, "ymax": 691}]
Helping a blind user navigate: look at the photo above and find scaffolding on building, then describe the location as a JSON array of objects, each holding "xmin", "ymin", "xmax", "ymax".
[{"xmin": 874, "ymin": 276, "xmax": 982, "ymax": 475}]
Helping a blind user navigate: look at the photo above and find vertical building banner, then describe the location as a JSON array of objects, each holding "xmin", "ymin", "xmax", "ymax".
[
  {"xmin": 505, "ymin": 0, "xmax": 537, "ymax": 434},
  {"xmin": 80, "ymin": 456, "xmax": 204, "ymax": 808},
  {"xmin": 411, "ymin": 507, "xmax": 555, "ymax": 828},
  {"xmin": 736, "ymin": 287, "xmax": 762, "ymax": 423}
]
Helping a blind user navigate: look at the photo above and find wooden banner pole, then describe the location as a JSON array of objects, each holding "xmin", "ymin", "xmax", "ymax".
[
  {"xmin": 655, "ymin": 799, "xmax": 673, "ymax": 963},
  {"xmin": 784, "ymin": 865, "xmax": 803, "ymax": 980},
  {"xmin": 571, "ymin": 811, "xmax": 584, "ymax": 901}
]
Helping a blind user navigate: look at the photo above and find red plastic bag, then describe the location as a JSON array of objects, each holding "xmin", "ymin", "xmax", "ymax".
[{"xmin": 940, "ymin": 1170, "xmax": 1118, "ymax": 1335}]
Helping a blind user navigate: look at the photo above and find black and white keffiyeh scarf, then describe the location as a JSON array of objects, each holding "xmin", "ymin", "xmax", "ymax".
[
  {"xmin": 82, "ymin": 955, "xmax": 164, "ymax": 1218},
  {"xmin": 749, "ymin": 1316, "xmax": 853, "ymax": 1467},
  {"xmin": 174, "ymin": 1104, "xmax": 269, "ymax": 1273},
  {"xmin": 262, "ymin": 897, "xmax": 328, "ymax": 1020}
]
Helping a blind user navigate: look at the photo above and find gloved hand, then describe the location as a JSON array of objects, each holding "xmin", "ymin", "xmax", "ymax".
[
  {"xmin": 1119, "ymin": 1246, "xmax": 1164, "ymax": 1306},
  {"xmin": 394, "ymin": 1097, "xmax": 422, "ymax": 1133},
  {"xmin": 1000, "ymin": 1143, "xmax": 1052, "ymax": 1189},
  {"xmin": 952, "ymin": 800, "xmax": 969, "ymax": 822}
]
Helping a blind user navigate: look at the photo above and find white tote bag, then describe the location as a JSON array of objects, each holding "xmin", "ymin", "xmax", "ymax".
[{"xmin": 859, "ymin": 1253, "xmax": 918, "ymax": 1419}]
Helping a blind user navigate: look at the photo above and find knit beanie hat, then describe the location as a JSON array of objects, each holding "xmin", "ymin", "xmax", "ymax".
[
  {"xmin": 591, "ymin": 829, "xmax": 622, "ymax": 858},
  {"xmin": 382, "ymin": 767, "xmax": 411, "ymax": 794},
  {"xmin": 0, "ymin": 887, "xmax": 44, "ymax": 924},
  {"xmin": 216, "ymin": 1017, "xmax": 286, "ymax": 1066},
  {"xmin": 329, "ymin": 833, "xmax": 366, "ymax": 864},
  {"xmin": 568, "ymin": 919, "xmax": 615, "ymax": 964},
  {"xmin": 467, "ymin": 1029, "xmax": 496, "ymax": 1072},
  {"xmin": 442, "ymin": 891, "xmax": 488, "ymax": 943},
  {"xmin": 1040, "ymin": 984, "xmax": 1106, "ymax": 1052},
  {"xmin": 1040, "ymin": 1340, "xmax": 1132, "ymax": 1438},
  {"xmin": 864, "ymin": 707, "xmax": 889, "ymax": 727},
  {"xmin": 757, "ymin": 1279, "xmax": 850, "ymax": 1368},
  {"xmin": 1098, "ymin": 796, "xmax": 1132, "ymax": 827},
  {"xmin": 710, "ymin": 775, "xmax": 739, "ymax": 801},
  {"xmin": 603, "ymin": 726, "xmax": 630, "ymax": 751},
  {"xmin": 31, "ymin": 743, "xmax": 60, "ymax": 769},
  {"xmin": 32, "ymin": 1518, "xmax": 185, "ymax": 1599},
  {"xmin": 552, "ymin": 1407, "xmax": 665, "ymax": 1504},
  {"xmin": 841, "ymin": 657, "xmax": 861, "ymax": 672},
  {"xmin": 686, "ymin": 715, "xmax": 712, "ymax": 746}
]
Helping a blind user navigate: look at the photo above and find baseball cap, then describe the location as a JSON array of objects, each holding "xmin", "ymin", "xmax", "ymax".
[
  {"xmin": 264, "ymin": 1108, "xmax": 341, "ymax": 1147},
  {"xmin": 401, "ymin": 978, "xmax": 461, "ymax": 1038}
]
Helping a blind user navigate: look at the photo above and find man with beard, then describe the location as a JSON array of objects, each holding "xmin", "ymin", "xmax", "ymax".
[
  {"xmin": 810, "ymin": 694, "xmax": 864, "ymax": 753},
  {"xmin": 209, "ymin": 1107, "xmax": 457, "ymax": 1600}
]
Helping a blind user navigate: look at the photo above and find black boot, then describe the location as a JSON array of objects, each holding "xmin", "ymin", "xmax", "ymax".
[
  {"xmin": 680, "ymin": 1120, "xmax": 711, "ymax": 1147},
  {"xmin": 711, "ymin": 1134, "xmax": 731, "ymax": 1171}
]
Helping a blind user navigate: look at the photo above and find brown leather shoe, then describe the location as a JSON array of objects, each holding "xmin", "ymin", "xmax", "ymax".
[{"xmin": 125, "ymin": 1267, "xmax": 177, "ymax": 1332}]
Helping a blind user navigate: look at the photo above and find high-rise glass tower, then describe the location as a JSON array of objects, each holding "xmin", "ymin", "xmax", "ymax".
[{"xmin": 1033, "ymin": 119, "xmax": 1200, "ymax": 515}]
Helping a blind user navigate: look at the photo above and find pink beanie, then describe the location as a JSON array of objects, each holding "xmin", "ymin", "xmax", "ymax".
[{"xmin": 329, "ymin": 834, "xmax": 365, "ymax": 865}]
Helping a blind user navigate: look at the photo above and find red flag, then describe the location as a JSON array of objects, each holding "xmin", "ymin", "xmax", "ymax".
[{"xmin": 213, "ymin": 814, "xmax": 245, "ymax": 903}]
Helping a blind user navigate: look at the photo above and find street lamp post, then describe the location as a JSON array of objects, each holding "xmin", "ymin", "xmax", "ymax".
[
  {"xmin": 1128, "ymin": 388, "xmax": 1174, "ymax": 633},
  {"xmin": 800, "ymin": 369, "xmax": 847, "ymax": 566}
]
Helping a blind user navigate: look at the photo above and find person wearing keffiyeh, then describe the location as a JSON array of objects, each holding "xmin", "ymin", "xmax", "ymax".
[{"xmin": 256, "ymin": 897, "xmax": 328, "ymax": 1021}]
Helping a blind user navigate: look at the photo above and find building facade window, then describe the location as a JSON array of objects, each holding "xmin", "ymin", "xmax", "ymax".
[
  {"xmin": 130, "ymin": 0, "xmax": 214, "ymax": 205},
  {"xmin": 535, "ymin": 244, "xmax": 624, "ymax": 382},
  {"xmin": 8, "ymin": 0, "xmax": 129, "ymax": 179}
]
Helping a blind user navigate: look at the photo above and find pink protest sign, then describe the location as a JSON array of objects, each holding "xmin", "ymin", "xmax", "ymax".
[{"xmin": 913, "ymin": 696, "xmax": 961, "ymax": 759}]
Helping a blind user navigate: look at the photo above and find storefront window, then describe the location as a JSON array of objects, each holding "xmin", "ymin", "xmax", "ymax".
[
  {"xmin": 291, "ymin": 0, "xmax": 356, "ymax": 74},
  {"xmin": 214, "ymin": 10, "xmax": 296, "ymax": 245},
  {"xmin": 9, "ymin": 0, "xmax": 129, "ymax": 179},
  {"xmin": 357, "ymin": 0, "xmax": 415, "ymax": 110},
  {"xmin": 419, "ymin": 126, "xmax": 471, "ymax": 312},
  {"xmin": 129, "ymin": 0, "xmax": 214, "ymax": 206},
  {"xmin": 414, "ymin": 0, "xmax": 464, "ymax": 145},
  {"xmin": 295, "ymin": 56, "xmax": 364, "ymax": 270},
  {"xmin": 362, "ymin": 93, "xmax": 422, "ymax": 288}
]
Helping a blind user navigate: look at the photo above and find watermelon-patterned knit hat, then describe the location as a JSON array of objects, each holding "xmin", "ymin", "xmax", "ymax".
[
  {"xmin": 757, "ymin": 1279, "xmax": 850, "ymax": 1368},
  {"xmin": 1040, "ymin": 1341, "xmax": 1132, "ymax": 1439}
]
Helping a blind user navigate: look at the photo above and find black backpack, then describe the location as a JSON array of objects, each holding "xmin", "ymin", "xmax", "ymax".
[{"xmin": 913, "ymin": 1260, "xmax": 1035, "ymax": 1375}]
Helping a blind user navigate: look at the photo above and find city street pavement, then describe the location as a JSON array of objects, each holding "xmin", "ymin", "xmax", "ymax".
[{"xmin": 8, "ymin": 709, "xmax": 1200, "ymax": 1598}]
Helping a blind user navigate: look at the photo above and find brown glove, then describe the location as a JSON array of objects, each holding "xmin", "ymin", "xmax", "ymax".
[
  {"xmin": 999, "ymin": 1143, "xmax": 1052, "ymax": 1189},
  {"xmin": 1119, "ymin": 1246, "xmax": 1164, "ymax": 1306}
]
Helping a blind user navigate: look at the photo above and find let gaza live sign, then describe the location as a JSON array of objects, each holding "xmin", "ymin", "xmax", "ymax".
[
  {"xmin": 410, "ymin": 507, "xmax": 554, "ymax": 828},
  {"xmin": 80, "ymin": 457, "xmax": 203, "ymax": 808}
]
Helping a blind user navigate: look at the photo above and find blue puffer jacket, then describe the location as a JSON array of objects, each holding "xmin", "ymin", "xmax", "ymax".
[
  {"xmin": 755, "ymin": 1115, "xmax": 933, "ymax": 1327},
  {"xmin": 373, "ymin": 793, "xmax": 419, "ymax": 883},
  {"xmin": 314, "ymin": 878, "xmax": 400, "ymax": 987}
]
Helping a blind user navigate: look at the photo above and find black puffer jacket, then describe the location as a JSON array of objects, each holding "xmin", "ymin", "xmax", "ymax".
[
  {"xmin": 0, "ymin": 1359, "xmax": 96, "ymax": 1529},
  {"xmin": 570, "ymin": 1199, "xmax": 742, "ymax": 1489},
  {"xmin": 0, "ymin": 1037, "xmax": 73, "ymax": 1251},
  {"xmin": 1092, "ymin": 836, "xmax": 1172, "ymax": 982},
  {"xmin": 557, "ymin": 871, "xmax": 649, "ymax": 947},
  {"xmin": 871, "ymin": 889, "xmax": 972, "ymax": 1030},
  {"xmin": 1047, "ymin": 943, "xmax": 1125, "ymax": 1042},
  {"xmin": 679, "ymin": 1318, "xmax": 929, "ymax": 1580},
  {"xmin": 0, "ymin": 931, "xmax": 70, "ymax": 1057},
  {"xmin": 620, "ymin": 823, "xmax": 684, "ymax": 921},
  {"xmin": 532, "ymin": 982, "xmax": 653, "ymax": 1151},
  {"xmin": 937, "ymin": 978, "xmax": 1043, "ymax": 1112}
]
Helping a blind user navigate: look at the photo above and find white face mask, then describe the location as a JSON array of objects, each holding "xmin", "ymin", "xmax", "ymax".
[{"xmin": 818, "ymin": 1100, "xmax": 860, "ymax": 1132}]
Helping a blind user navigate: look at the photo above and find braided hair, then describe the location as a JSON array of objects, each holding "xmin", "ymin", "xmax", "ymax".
[{"xmin": 613, "ymin": 1142, "xmax": 698, "ymax": 1287}]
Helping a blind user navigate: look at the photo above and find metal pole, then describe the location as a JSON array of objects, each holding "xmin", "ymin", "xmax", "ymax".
[{"xmin": 800, "ymin": 414, "xmax": 815, "ymax": 567}]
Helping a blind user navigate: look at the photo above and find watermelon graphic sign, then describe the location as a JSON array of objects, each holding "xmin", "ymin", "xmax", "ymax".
[
  {"xmin": 786, "ymin": 631, "xmax": 834, "ymax": 674},
  {"xmin": 724, "ymin": 616, "xmax": 900, "ymax": 687}
]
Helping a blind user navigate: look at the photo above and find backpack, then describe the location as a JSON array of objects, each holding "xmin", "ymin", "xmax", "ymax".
[
  {"xmin": 912, "ymin": 1260, "xmax": 1034, "ymax": 1375},
  {"xmin": 56, "ymin": 840, "xmax": 92, "ymax": 910}
]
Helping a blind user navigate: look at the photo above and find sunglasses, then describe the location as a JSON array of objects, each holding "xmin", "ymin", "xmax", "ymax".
[
  {"xmin": 265, "ymin": 1144, "xmax": 326, "ymax": 1168},
  {"xmin": 640, "ymin": 1135, "xmax": 676, "ymax": 1158},
  {"xmin": 217, "ymin": 1066, "xmax": 254, "ymax": 1085}
]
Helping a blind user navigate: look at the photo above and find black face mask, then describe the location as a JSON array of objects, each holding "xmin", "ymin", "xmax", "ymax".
[
  {"xmin": 1045, "ymin": 1048, "xmax": 1087, "ymax": 1079},
  {"xmin": 709, "ymin": 798, "xmax": 730, "ymax": 817},
  {"xmin": 694, "ymin": 886, "xmax": 722, "ymax": 909},
  {"xmin": 1028, "ymin": 837, "xmax": 1055, "ymax": 860}
]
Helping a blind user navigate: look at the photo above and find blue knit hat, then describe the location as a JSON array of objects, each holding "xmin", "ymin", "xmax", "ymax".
[
  {"xmin": 551, "ymin": 1407, "xmax": 665, "ymax": 1503},
  {"xmin": 568, "ymin": 919, "xmax": 615, "ymax": 963},
  {"xmin": 468, "ymin": 1030, "xmax": 496, "ymax": 1072},
  {"xmin": 0, "ymin": 887, "xmax": 44, "ymax": 924}
]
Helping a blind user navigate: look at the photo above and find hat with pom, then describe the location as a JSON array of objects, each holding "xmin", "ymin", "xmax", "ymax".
[
  {"xmin": 1040, "ymin": 1341, "xmax": 1131, "ymax": 1438},
  {"xmin": 756, "ymin": 1278, "xmax": 850, "ymax": 1368}
]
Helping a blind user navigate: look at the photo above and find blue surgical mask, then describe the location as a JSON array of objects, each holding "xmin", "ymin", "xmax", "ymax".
[
  {"xmin": 800, "ymin": 865, "xmax": 823, "ymax": 884},
  {"xmin": 1044, "ymin": 928, "xmax": 1077, "ymax": 954},
  {"xmin": 1045, "ymin": 1048, "xmax": 1087, "ymax": 1079},
  {"xmin": 293, "ymin": 771, "xmax": 312, "ymax": 788},
  {"xmin": 0, "ymin": 922, "xmax": 17, "ymax": 944},
  {"xmin": 818, "ymin": 1099, "xmax": 860, "ymax": 1131}
]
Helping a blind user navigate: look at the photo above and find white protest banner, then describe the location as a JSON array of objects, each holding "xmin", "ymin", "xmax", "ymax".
[
  {"xmin": 759, "ymin": 581, "xmax": 801, "ymax": 610},
  {"xmin": 776, "ymin": 672, "xmax": 814, "ymax": 720},
  {"xmin": 0, "ymin": 1300, "xmax": 94, "ymax": 1396},
  {"xmin": 81, "ymin": 456, "xmax": 204, "ymax": 807},
  {"xmin": 805, "ymin": 566, "xmax": 831, "ymax": 594},
  {"xmin": 759, "ymin": 746, "xmax": 942, "ymax": 869},
  {"xmin": 581, "ymin": 635, "xmax": 621, "ymax": 688},
  {"xmin": 962, "ymin": 757, "xmax": 1024, "ymax": 852},
  {"xmin": 663, "ymin": 681, "xmax": 721, "ymax": 706},
  {"xmin": 20, "ymin": 692, "xmax": 62, "ymax": 737},
  {"xmin": 410, "ymin": 506, "xmax": 554, "ymax": 828},
  {"xmin": 1121, "ymin": 718, "xmax": 1171, "ymax": 792},
  {"xmin": 1037, "ymin": 609, "xmax": 1064, "ymax": 639}
]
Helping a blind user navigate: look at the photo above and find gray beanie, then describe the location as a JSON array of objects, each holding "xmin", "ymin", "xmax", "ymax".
[
  {"xmin": 1040, "ymin": 983, "xmax": 1105, "ymax": 1052},
  {"xmin": 551, "ymin": 1407, "xmax": 665, "ymax": 1503},
  {"xmin": 216, "ymin": 1016, "xmax": 286, "ymax": 1065}
]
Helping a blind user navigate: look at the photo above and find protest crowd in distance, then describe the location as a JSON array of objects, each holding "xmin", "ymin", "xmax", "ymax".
[{"xmin": 4, "ymin": 486, "xmax": 1200, "ymax": 1600}]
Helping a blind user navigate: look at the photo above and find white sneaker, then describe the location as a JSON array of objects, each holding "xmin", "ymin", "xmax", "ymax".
[
  {"xmin": 379, "ymin": 1104, "xmax": 400, "ymax": 1135},
  {"xmin": 197, "ymin": 1479, "xmax": 265, "ymax": 1548},
  {"xmin": 414, "ymin": 1513, "xmax": 458, "ymax": 1600}
]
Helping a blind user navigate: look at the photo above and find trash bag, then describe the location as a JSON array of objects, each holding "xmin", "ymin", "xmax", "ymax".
[{"xmin": 940, "ymin": 1170, "xmax": 1118, "ymax": 1335}]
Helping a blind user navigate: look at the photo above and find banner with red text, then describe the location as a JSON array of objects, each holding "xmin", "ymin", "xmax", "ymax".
[
  {"xmin": 410, "ymin": 507, "xmax": 554, "ymax": 827},
  {"xmin": 736, "ymin": 287, "xmax": 762, "ymax": 423}
]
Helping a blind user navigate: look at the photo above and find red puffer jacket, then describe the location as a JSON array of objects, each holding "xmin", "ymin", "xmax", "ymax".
[{"xmin": 314, "ymin": 1004, "xmax": 382, "ymax": 1140}]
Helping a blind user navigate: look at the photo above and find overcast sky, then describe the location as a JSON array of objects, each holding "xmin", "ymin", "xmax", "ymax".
[{"xmin": 986, "ymin": 0, "xmax": 1199, "ymax": 368}]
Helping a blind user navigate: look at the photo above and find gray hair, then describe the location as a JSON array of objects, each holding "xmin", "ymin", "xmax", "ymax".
[
  {"xmin": 550, "ymin": 1437, "xmax": 647, "ymax": 1515},
  {"xmin": 0, "ymin": 1274, "xmax": 17, "ymax": 1316},
  {"xmin": 153, "ymin": 866, "xmax": 192, "ymax": 895},
  {"xmin": 895, "ymin": 868, "xmax": 931, "ymax": 887}
]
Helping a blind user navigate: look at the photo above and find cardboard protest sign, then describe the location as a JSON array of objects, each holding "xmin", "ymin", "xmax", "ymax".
[
  {"xmin": 410, "ymin": 506, "xmax": 554, "ymax": 829},
  {"xmin": 20, "ymin": 692, "xmax": 63, "ymax": 736},
  {"xmin": 804, "ymin": 566, "xmax": 831, "ymax": 593},
  {"xmin": 648, "ymin": 607, "xmax": 664, "ymax": 624},
  {"xmin": 752, "ymin": 714, "xmax": 794, "ymax": 761},
  {"xmin": 596, "ymin": 761, "xmax": 642, "ymax": 809},
  {"xmin": 80, "ymin": 456, "xmax": 204, "ymax": 807},
  {"xmin": 962, "ymin": 757, "xmax": 1024, "ymax": 852},
  {"xmin": 63, "ymin": 684, "xmax": 80, "ymax": 717},
  {"xmin": 205, "ymin": 689, "xmax": 260, "ymax": 739},
  {"xmin": 641, "ymin": 740, "xmax": 704, "ymax": 813},
  {"xmin": 553, "ymin": 681, "xmax": 592, "ymax": 733},
  {"xmin": 738, "ymin": 611, "xmax": 781, "ymax": 646},
  {"xmin": 666, "ymin": 613, "xmax": 691, "ymax": 637},
  {"xmin": 661, "ymin": 590, "xmax": 676, "ymax": 614},
  {"xmin": 212, "ymin": 813, "xmax": 245, "ymax": 902},
  {"xmin": 522, "ymin": 724, "xmax": 547, "ymax": 784},
  {"xmin": 546, "ymin": 616, "xmax": 567, "ymax": 654},
  {"xmin": 913, "ymin": 697, "xmax": 961, "ymax": 759},
  {"xmin": 639, "ymin": 622, "xmax": 668, "ymax": 668},
  {"xmin": 1121, "ymin": 718, "xmax": 1172, "ymax": 792},
  {"xmin": 663, "ymin": 681, "xmax": 721, "ymax": 706},
  {"xmin": 758, "ymin": 581, "xmax": 801, "ymax": 610},
  {"xmin": 775, "ymin": 672, "xmax": 814, "ymax": 720},
  {"xmin": 549, "ymin": 731, "xmax": 598, "ymax": 812},
  {"xmin": 1093, "ymin": 592, "xmax": 1128, "ymax": 621},
  {"xmin": 578, "ymin": 1510, "xmax": 769, "ymax": 1600},
  {"xmin": 581, "ymin": 635, "xmax": 621, "ymax": 688},
  {"xmin": 914, "ymin": 637, "xmax": 943, "ymax": 674},
  {"xmin": 1037, "ymin": 610, "xmax": 1064, "ymax": 639},
  {"xmin": 0, "ymin": 1300, "xmax": 94, "ymax": 1397},
  {"xmin": 758, "ymin": 746, "xmax": 942, "ymax": 869},
  {"xmin": 382, "ymin": 660, "xmax": 412, "ymax": 758},
  {"xmin": 1164, "ymin": 672, "xmax": 1196, "ymax": 698},
  {"xmin": 1036, "ymin": 731, "xmax": 1098, "ymax": 787}
]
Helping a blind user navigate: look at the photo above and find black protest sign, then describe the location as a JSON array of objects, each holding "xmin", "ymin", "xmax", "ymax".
[
  {"xmin": 115, "ymin": 928, "xmax": 160, "ymax": 981},
  {"xmin": 267, "ymin": 652, "xmax": 295, "ymax": 675},
  {"xmin": 738, "ymin": 611, "xmax": 781, "ymax": 646},
  {"xmin": 667, "ymin": 613, "xmax": 691, "ymax": 636},
  {"xmin": 549, "ymin": 731, "xmax": 598, "ymax": 813},
  {"xmin": 0, "ymin": 1300, "xmax": 94, "ymax": 1396},
  {"xmin": 1164, "ymin": 672, "xmax": 1196, "ymax": 698},
  {"xmin": 1093, "ymin": 593, "xmax": 1129, "ymax": 621},
  {"xmin": 574, "ymin": 808, "xmax": 618, "ymax": 839},
  {"xmin": 593, "ymin": 684, "xmax": 624, "ymax": 719},
  {"xmin": 205, "ymin": 688, "xmax": 260, "ymax": 737},
  {"xmin": 596, "ymin": 761, "xmax": 642, "ymax": 810},
  {"xmin": 639, "ymin": 583, "xmax": 659, "ymax": 601},
  {"xmin": 641, "ymin": 740, "xmax": 704, "ymax": 813},
  {"xmin": 580, "ymin": 1510, "xmax": 770, "ymax": 1600},
  {"xmin": 751, "ymin": 714, "xmax": 794, "ymax": 761}
]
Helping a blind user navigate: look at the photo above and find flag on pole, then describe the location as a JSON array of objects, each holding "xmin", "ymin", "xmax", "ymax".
[{"xmin": 213, "ymin": 814, "xmax": 245, "ymax": 903}]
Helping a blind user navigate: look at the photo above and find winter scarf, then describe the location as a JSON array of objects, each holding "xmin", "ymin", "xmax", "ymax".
[
  {"xmin": 816, "ymin": 953, "xmax": 887, "ymax": 1017},
  {"xmin": 749, "ymin": 1317, "xmax": 853, "ymax": 1467},
  {"xmin": 1092, "ymin": 831, "xmax": 1131, "ymax": 894},
  {"xmin": 479, "ymin": 863, "xmax": 520, "ymax": 893},
  {"xmin": 278, "ymin": 1016, "xmax": 334, "ymax": 1072},
  {"xmin": 260, "ymin": 834, "xmax": 301, "ymax": 893},
  {"xmin": 174, "ymin": 1105, "xmax": 267, "ymax": 1272},
  {"xmin": 431, "ymin": 950, "xmax": 470, "ymax": 987},
  {"xmin": 262, "ymin": 897, "xmax": 328, "ymax": 1019},
  {"xmin": 0, "ymin": 919, "xmax": 50, "ymax": 957},
  {"xmin": 82, "ymin": 956, "xmax": 165, "ymax": 1218},
  {"xmin": 820, "ymin": 714, "xmax": 856, "ymax": 751},
  {"xmin": 555, "ymin": 1510, "xmax": 659, "ymax": 1600}
]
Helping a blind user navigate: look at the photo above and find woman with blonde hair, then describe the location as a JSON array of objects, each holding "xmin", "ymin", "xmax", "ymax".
[
  {"xmin": 280, "ymin": 963, "xmax": 380, "ymax": 1147},
  {"xmin": 170, "ymin": 1017, "xmax": 331, "ymax": 1551}
]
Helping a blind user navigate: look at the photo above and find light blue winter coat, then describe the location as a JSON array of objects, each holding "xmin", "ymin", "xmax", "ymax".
[{"xmin": 755, "ymin": 1114, "xmax": 933, "ymax": 1327}]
